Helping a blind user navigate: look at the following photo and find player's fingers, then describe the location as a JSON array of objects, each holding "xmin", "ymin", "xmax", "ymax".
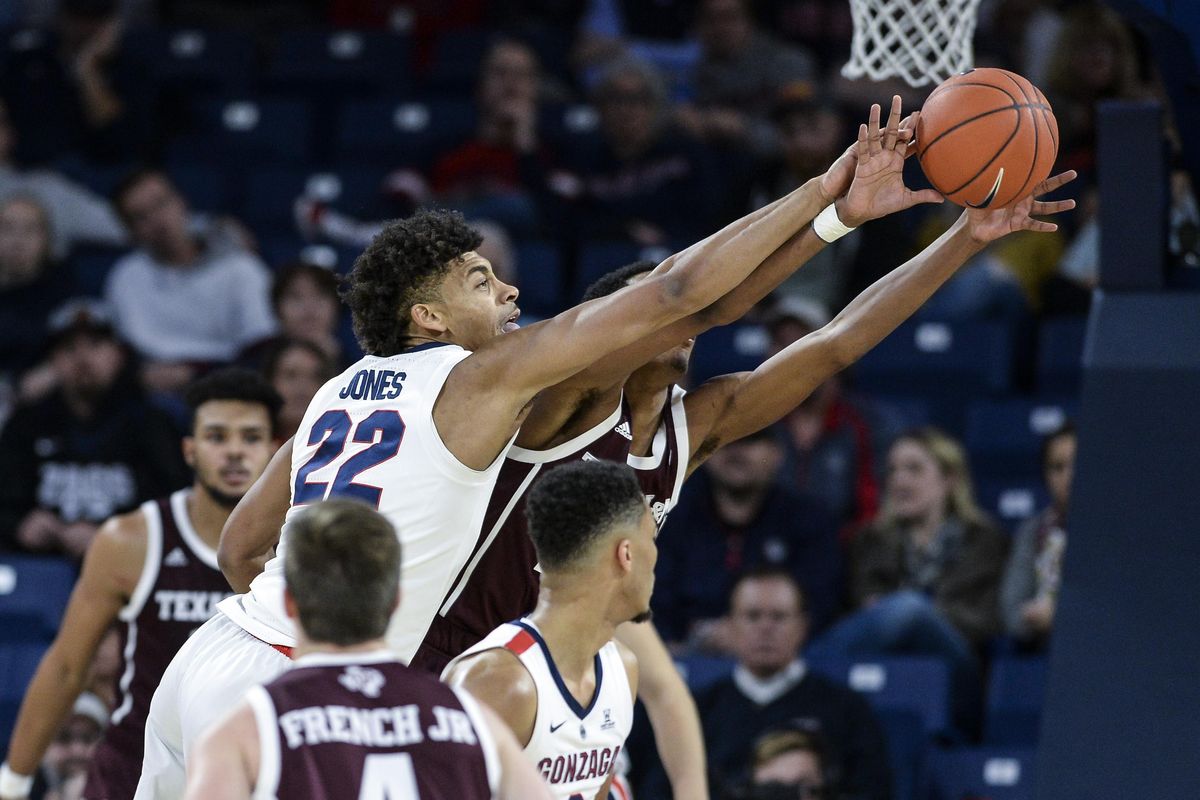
[
  {"xmin": 1022, "ymin": 219, "xmax": 1058, "ymax": 233},
  {"xmin": 1034, "ymin": 170, "xmax": 1078, "ymax": 197},
  {"xmin": 857, "ymin": 123, "xmax": 869, "ymax": 159},
  {"xmin": 910, "ymin": 189, "xmax": 945, "ymax": 205},
  {"xmin": 883, "ymin": 95, "xmax": 902, "ymax": 151},
  {"xmin": 1031, "ymin": 198, "xmax": 1076, "ymax": 216},
  {"xmin": 867, "ymin": 104, "xmax": 882, "ymax": 155}
]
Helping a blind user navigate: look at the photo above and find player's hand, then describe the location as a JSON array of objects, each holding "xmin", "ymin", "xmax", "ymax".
[
  {"xmin": 835, "ymin": 96, "xmax": 943, "ymax": 227},
  {"xmin": 964, "ymin": 170, "xmax": 1077, "ymax": 244},
  {"xmin": 819, "ymin": 111, "xmax": 917, "ymax": 203}
]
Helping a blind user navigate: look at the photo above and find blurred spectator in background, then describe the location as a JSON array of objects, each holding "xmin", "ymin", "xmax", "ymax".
[
  {"xmin": 573, "ymin": 0, "xmax": 698, "ymax": 88},
  {"xmin": 697, "ymin": 570, "xmax": 892, "ymax": 800},
  {"xmin": 976, "ymin": 0, "xmax": 1064, "ymax": 86},
  {"xmin": 1000, "ymin": 422, "xmax": 1075, "ymax": 650},
  {"xmin": 765, "ymin": 297, "xmax": 885, "ymax": 539},
  {"xmin": 812, "ymin": 428, "xmax": 1007, "ymax": 732},
  {"xmin": 260, "ymin": 338, "xmax": 337, "ymax": 441},
  {"xmin": 267, "ymin": 263, "xmax": 344, "ymax": 366},
  {"xmin": 0, "ymin": 197, "xmax": 79, "ymax": 401},
  {"xmin": 0, "ymin": 0, "xmax": 150, "ymax": 164},
  {"xmin": 676, "ymin": 0, "xmax": 817, "ymax": 160},
  {"xmin": 31, "ymin": 693, "xmax": 107, "ymax": 800},
  {"xmin": 85, "ymin": 629, "xmax": 122, "ymax": 711},
  {"xmin": 741, "ymin": 726, "xmax": 831, "ymax": 800},
  {"xmin": 533, "ymin": 58, "xmax": 721, "ymax": 247},
  {"xmin": 105, "ymin": 169, "xmax": 276, "ymax": 393},
  {"xmin": 0, "ymin": 100, "xmax": 127, "ymax": 257},
  {"xmin": 1044, "ymin": 2, "xmax": 1145, "ymax": 179},
  {"xmin": 654, "ymin": 427, "xmax": 842, "ymax": 646},
  {"xmin": 0, "ymin": 299, "xmax": 188, "ymax": 556},
  {"xmin": 750, "ymin": 94, "xmax": 853, "ymax": 310}
]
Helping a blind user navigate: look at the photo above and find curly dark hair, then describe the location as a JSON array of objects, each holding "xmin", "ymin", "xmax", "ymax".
[
  {"xmin": 580, "ymin": 260, "xmax": 658, "ymax": 303},
  {"xmin": 184, "ymin": 367, "xmax": 283, "ymax": 437},
  {"xmin": 526, "ymin": 460, "xmax": 647, "ymax": 571},
  {"xmin": 341, "ymin": 208, "xmax": 483, "ymax": 356}
]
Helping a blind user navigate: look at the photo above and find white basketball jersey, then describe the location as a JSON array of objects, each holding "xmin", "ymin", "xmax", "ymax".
[
  {"xmin": 221, "ymin": 343, "xmax": 514, "ymax": 662},
  {"xmin": 445, "ymin": 619, "xmax": 633, "ymax": 800}
]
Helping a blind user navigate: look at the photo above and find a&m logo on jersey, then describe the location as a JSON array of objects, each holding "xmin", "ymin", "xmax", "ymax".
[
  {"xmin": 338, "ymin": 665, "xmax": 386, "ymax": 698},
  {"xmin": 644, "ymin": 495, "xmax": 669, "ymax": 527}
]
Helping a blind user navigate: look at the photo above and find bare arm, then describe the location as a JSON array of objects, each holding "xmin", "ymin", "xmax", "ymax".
[
  {"xmin": 3, "ymin": 514, "xmax": 143, "ymax": 779},
  {"xmin": 444, "ymin": 651, "xmax": 538, "ymax": 748},
  {"xmin": 472, "ymin": 701, "xmax": 555, "ymax": 800},
  {"xmin": 219, "ymin": 438, "xmax": 293, "ymax": 593},
  {"xmin": 183, "ymin": 702, "xmax": 258, "ymax": 800},
  {"xmin": 615, "ymin": 622, "xmax": 708, "ymax": 800}
]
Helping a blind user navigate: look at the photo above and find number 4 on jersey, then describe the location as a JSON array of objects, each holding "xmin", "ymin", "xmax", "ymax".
[
  {"xmin": 294, "ymin": 409, "xmax": 405, "ymax": 508},
  {"xmin": 359, "ymin": 752, "xmax": 421, "ymax": 799}
]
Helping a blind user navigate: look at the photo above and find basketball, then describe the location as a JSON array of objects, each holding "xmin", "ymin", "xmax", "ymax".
[{"xmin": 915, "ymin": 67, "xmax": 1059, "ymax": 208}]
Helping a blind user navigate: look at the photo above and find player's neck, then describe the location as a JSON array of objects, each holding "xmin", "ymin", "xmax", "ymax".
[
  {"xmin": 185, "ymin": 487, "xmax": 233, "ymax": 550},
  {"xmin": 528, "ymin": 587, "xmax": 616, "ymax": 680},
  {"xmin": 293, "ymin": 637, "xmax": 390, "ymax": 660}
]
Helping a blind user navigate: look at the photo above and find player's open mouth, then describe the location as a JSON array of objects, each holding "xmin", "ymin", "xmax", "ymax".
[
  {"xmin": 502, "ymin": 309, "xmax": 521, "ymax": 333},
  {"xmin": 221, "ymin": 468, "xmax": 250, "ymax": 484}
]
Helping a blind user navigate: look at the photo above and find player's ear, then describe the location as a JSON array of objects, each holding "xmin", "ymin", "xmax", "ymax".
[
  {"xmin": 283, "ymin": 587, "xmax": 298, "ymax": 621},
  {"xmin": 617, "ymin": 539, "xmax": 634, "ymax": 574},
  {"xmin": 181, "ymin": 435, "xmax": 196, "ymax": 469},
  {"xmin": 409, "ymin": 303, "xmax": 447, "ymax": 335}
]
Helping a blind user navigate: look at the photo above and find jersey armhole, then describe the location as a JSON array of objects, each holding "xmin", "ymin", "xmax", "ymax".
[
  {"xmin": 668, "ymin": 386, "xmax": 691, "ymax": 509},
  {"xmin": 118, "ymin": 501, "xmax": 161, "ymax": 622},
  {"xmin": 452, "ymin": 688, "xmax": 503, "ymax": 799},
  {"xmin": 245, "ymin": 686, "xmax": 281, "ymax": 800}
]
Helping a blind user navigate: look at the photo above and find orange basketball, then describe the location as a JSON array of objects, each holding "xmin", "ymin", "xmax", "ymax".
[{"xmin": 916, "ymin": 67, "xmax": 1058, "ymax": 208}]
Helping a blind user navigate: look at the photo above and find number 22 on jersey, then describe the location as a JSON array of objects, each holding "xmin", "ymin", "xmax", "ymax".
[{"xmin": 293, "ymin": 409, "xmax": 406, "ymax": 508}]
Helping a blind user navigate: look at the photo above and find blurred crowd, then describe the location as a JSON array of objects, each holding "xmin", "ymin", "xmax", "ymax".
[{"xmin": 0, "ymin": 0, "xmax": 1192, "ymax": 799}]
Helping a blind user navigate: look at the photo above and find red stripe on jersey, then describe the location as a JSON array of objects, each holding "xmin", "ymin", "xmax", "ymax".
[
  {"xmin": 271, "ymin": 643, "xmax": 295, "ymax": 660},
  {"xmin": 504, "ymin": 630, "xmax": 536, "ymax": 655}
]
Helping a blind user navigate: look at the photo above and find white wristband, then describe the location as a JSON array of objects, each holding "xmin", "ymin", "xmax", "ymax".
[
  {"xmin": 812, "ymin": 203, "xmax": 856, "ymax": 243},
  {"xmin": 0, "ymin": 763, "xmax": 33, "ymax": 797}
]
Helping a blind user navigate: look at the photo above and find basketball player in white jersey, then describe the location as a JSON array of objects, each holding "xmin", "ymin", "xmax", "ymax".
[
  {"xmin": 0, "ymin": 369, "xmax": 278, "ymax": 800},
  {"xmin": 445, "ymin": 461, "xmax": 653, "ymax": 800},
  {"xmin": 185, "ymin": 500, "xmax": 551, "ymax": 800},
  {"xmin": 140, "ymin": 146, "xmax": 844, "ymax": 797}
]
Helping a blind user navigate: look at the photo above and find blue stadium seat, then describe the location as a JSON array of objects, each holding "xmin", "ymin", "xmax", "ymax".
[
  {"xmin": 976, "ymin": 480, "xmax": 1049, "ymax": 533},
  {"xmin": 876, "ymin": 710, "xmax": 925, "ymax": 800},
  {"xmin": 689, "ymin": 323, "xmax": 769, "ymax": 385},
  {"xmin": 167, "ymin": 164, "xmax": 232, "ymax": 213},
  {"xmin": 675, "ymin": 653, "xmax": 735, "ymax": 693},
  {"xmin": 240, "ymin": 166, "xmax": 384, "ymax": 230},
  {"xmin": 169, "ymin": 97, "xmax": 315, "ymax": 165},
  {"xmin": 266, "ymin": 30, "xmax": 413, "ymax": 96},
  {"xmin": 966, "ymin": 398, "xmax": 1078, "ymax": 479},
  {"xmin": 853, "ymin": 320, "xmax": 1015, "ymax": 432},
  {"xmin": 0, "ymin": 556, "xmax": 75, "ymax": 642},
  {"xmin": 574, "ymin": 241, "xmax": 672, "ymax": 301},
  {"xmin": 425, "ymin": 28, "xmax": 488, "ymax": 92},
  {"xmin": 540, "ymin": 103, "xmax": 602, "ymax": 156},
  {"xmin": 122, "ymin": 28, "xmax": 256, "ymax": 94},
  {"xmin": 985, "ymin": 658, "xmax": 1048, "ymax": 746},
  {"xmin": 927, "ymin": 747, "xmax": 1038, "ymax": 800},
  {"xmin": 0, "ymin": 642, "xmax": 49, "ymax": 755},
  {"xmin": 514, "ymin": 241, "xmax": 565, "ymax": 317},
  {"xmin": 335, "ymin": 98, "xmax": 476, "ymax": 167},
  {"xmin": 807, "ymin": 656, "xmax": 953, "ymax": 737},
  {"xmin": 1037, "ymin": 316, "xmax": 1089, "ymax": 395}
]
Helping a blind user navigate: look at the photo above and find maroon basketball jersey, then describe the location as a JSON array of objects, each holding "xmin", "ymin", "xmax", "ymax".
[
  {"xmin": 627, "ymin": 386, "xmax": 690, "ymax": 530},
  {"xmin": 410, "ymin": 400, "xmax": 634, "ymax": 673},
  {"xmin": 85, "ymin": 490, "xmax": 233, "ymax": 800},
  {"xmin": 249, "ymin": 652, "xmax": 496, "ymax": 800}
]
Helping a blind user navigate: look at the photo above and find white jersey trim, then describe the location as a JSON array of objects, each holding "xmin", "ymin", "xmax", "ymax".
[
  {"xmin": 119, "ymin": 500, "xmax": 161, "ymax": 622},
  {"xmin": 218, "ymin": 595, "xmax": 298, "ymax": 648},
  {"xmin": 291, "ymin": 649, "xmax": 396, "ymax": 669},
  {"xmin": 170, "ymin": 489, "xmax": 220, "ymax": 570},
  {"xmin": 506, "ymin": 397, "xmax": 624, "ymax": 464},
  {"xmin": 109, "ymin": 618, "xmax": 139, "ymax": 726},
  {"xmin": 453, "ymin": 687, "xmax": 502, "ymax": 799},
  {"xmin": 246, "ymin": 686, "xmax": 281, "ymax": 800},
  {"xmin": 667, "ymin": 386, "xmax": 691, "ymax": 509}
]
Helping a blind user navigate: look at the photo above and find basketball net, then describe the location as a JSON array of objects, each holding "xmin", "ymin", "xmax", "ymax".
[{"xmin": 842, "ymin": 0, "xmax": 983, "ymax": 87}]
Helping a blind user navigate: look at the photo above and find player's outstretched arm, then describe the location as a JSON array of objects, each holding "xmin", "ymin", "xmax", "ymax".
[
  {"xmin": 183, "ymin": 702, "xmax": 257, "ymax": 800},
  {"xmin": 614, "ymin": 622, "xmax": 708, "ymax": 800},
  {"xmin": 683, "ymin": 170, "xmax": 1077, "ymax": 470},
  {"xmin": 471, "ymin": 701, "xmax": 555, "ymax": 800},
  {"xmin": 218, "ymin": 437, "xmax": 293, "ymax": 593},
  {"xmin": 1, "ymin": 515, "xmax": 143, "ymax": 793}
]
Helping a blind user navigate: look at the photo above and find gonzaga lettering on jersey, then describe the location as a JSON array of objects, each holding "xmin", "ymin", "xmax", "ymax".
[
  {"xmin": 85, "ymin": 490, "xmax": 233, "ymax": 800},
  {"xmin": 221, "ymin": 343, "xmax": 515, "ymax": 661},
  {"xmin": 249, "ymin": 652, "xmax": 498, "ymax": 800},
  {"xmin": 447, "ymin": 620, "xmax": 634, "ymax": 800}
]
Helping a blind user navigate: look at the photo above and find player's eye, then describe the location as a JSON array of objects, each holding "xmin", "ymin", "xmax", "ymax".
[{"xmin": 477, "ymin": 279, "xmax": 489, "ymax": 290}]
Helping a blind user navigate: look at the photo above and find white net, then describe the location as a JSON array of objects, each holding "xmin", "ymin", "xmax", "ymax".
[{"xmin": 842, "ymin": 0, "xmax": 984, "ymax": 87}]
